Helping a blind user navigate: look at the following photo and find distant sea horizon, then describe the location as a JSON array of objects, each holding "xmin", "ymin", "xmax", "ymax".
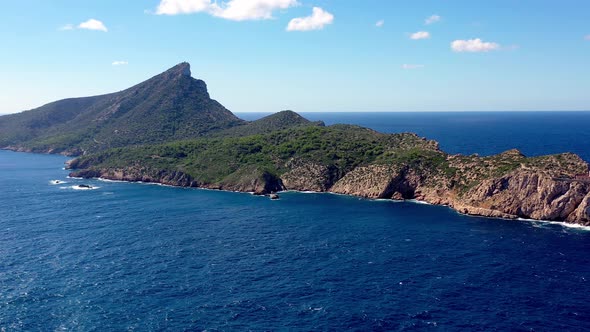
[{"xmin": 2, "ymin": 109, "xmax": 590, "ymax": 117}]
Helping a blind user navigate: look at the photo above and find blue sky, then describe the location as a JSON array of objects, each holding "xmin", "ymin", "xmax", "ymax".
[{"xmin": 1, "ymin": 0, "xmax": 589, "ymax": 114}]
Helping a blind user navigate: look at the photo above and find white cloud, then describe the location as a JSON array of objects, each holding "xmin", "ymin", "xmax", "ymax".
[
  {"xmin": 112, "ymin": 61, "xmax": 128, "ymax": 66},
  {"xmin": 375, "ymin": 20, "xmax": 384, "ymax": 27},
  {"xmin": 78, "ymin": 19, "xmax": 108, "ymax": 32},
  {"xmin": 425, "ymin": 14, "xmax": 441, "ymax": 25},
  {"xmin": 155, "ymin": 0, "xmax": 298, "ymax": 21},
  {"xmin": 156, "ymin": 0, "xmax": 212, "ymax": 15},
  {"xmin": 410, "ymin": 31, "xmax": 430, "ymax": 40},
  {"xmin": 585, "ymin": 35, "xmax": 590, "ymax": 41},
  {"xmin": 214, "ymin": 0, "xmax": 298, "ymax": 20},
  {"xmin": 451, "ymin": 38, "xmax": 500, "ymax": 52},
  {"xmin": 402, "ymin": 64, "xmax": 425, "ymax": 69},
  {"xmin": 286, "ymin": 7, "xmax": 334, "ymax": 31},
  {"xmin": 59, "ymin": 24, "xmax": 74, "ymax": 31}
]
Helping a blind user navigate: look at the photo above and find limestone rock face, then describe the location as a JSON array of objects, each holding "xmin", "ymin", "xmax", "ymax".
[
  {"xmin": 325, "ymin": 152, "xmax": 590, "ymax": 225},
  {"xmin": 452, "ymin": 203, "xmax": 518, "ymax": 219},
  {"xmin": 459, "ymin": 170, "xmax": 590, "ymax": 223},
  {"xmin": 281, "ymin": 160, "xmax": 341, "ymax": 192},
  {"xmin": 330, "ymin": 165, "xmax": 403, "ymax": 198},
  {"xmin": 71, "ymin": 165, "xmax": 284, "ymax": 195},
  {"xmin": 217, "ymin": 169, "xmax": 284, "ymax": 195},
  {"xmin": 567, "ymin": 193, "xmax": 590, "ymax": 224},
  {"xmin": 72, "ymin": 167, "xmax": 199, "ymax": 187}
]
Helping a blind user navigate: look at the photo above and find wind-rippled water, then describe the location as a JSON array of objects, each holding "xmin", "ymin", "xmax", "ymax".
[{"xmin": 1, "ymin": 112, "xmax": 590, "ymax": 330}]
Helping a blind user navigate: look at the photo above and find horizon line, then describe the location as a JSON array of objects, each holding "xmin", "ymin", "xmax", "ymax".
[{"xmin": 2, "ymin": 109, "xmax": 590, "ymax": 116}]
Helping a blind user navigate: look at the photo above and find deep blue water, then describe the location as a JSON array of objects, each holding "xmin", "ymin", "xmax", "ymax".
[{"xmin": 2, "ymin": 112, "xmax": 590, "ymax": 331}]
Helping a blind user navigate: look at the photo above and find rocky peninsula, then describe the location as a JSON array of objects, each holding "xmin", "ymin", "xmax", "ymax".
[{"xmin": 2, "ymin": 62, "xmax": 589, "ymax": 226}]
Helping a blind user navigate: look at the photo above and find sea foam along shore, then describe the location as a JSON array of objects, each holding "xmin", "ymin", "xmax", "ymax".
[{"xmin": 519, "ymin": 218, "xmax": 590, "ymax": 231}]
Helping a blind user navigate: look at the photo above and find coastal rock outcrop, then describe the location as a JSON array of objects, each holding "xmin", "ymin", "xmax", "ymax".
[
  {"xmin": 567, "ymin": 193, "xmax": 590, "ymax": 224},
  {"xmin": 281, "ymin": 160, "xmax": 341, "ymax": 192},
  {"xmin": 69, "ymin": 165, "xmax": 284, "ymax": 195},
  {"xmin": 77, "ymin": 167, "xmax": 199, "ymax": 187},
  {"xmin": 329, "ymin": 165, "xmax": 403, "ymax": 198},
  {"xmin": 461, "ymin": 170, "xmax": 589, "ymax": 220}
]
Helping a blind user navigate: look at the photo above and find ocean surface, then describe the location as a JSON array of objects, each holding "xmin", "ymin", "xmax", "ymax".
[{"xmin": 1, "ymin": 112, "xmax": 590, "ymax": 331}]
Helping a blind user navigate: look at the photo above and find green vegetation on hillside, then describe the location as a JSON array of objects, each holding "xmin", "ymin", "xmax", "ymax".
[
  {"xmin": 69, "ymin": 120, "xmax": 588, "ymax": 197},
  {"xmin": 69, "ymin": 125, "xmax": 446, "ymax": 185},
  {"xmin": 213, "ymin": 110, "xmax": 325, "ymax": 137}
]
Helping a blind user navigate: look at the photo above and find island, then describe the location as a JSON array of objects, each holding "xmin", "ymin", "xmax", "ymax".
[{"xmin": 2, "ymin": 63, "xmax": 589, "ymax": 226}]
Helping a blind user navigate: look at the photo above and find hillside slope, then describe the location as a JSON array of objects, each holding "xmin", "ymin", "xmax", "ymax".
[
  {"xmin": 0, "ymin": 63, "xmax": 243, "ymax": 155},
  {"xmin": 214, "ymin": 110, "xmax": 325, "ymax": 137}
]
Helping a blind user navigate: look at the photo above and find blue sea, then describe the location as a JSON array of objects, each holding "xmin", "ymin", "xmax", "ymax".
[{"xmin": 1, "ymin": 112, "xmax": 590, "ymax": 331}]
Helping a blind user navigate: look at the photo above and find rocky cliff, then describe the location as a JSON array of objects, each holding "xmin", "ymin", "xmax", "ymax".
[{"xmin": 328, "ymin": 157, "xmax": 590, "ymax": 224}]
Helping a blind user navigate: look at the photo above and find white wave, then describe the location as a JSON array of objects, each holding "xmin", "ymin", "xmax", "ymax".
[
  {"xmin": 97, "ymin": 177, "xmax": 176, "ymax": 188},
  {"xmin": 375, "ymin": 198, "xmax": 403, "ymax": 203},
  {"xmin": 149, "ymin": 182, "xmax": 176, "ymax": 188},
  {"xmin": 406, "ymin": 199, "xmax": 432, "ymax": 205},
  {"xmin": 97, "ymin": 178, "xmax": 126, "ymax": 183},
  {"xmin": 66, "ymin": 176, "xmax": 83, "ymax": 179},
  {"xmin": 49, "ymin": 180, "xmax": 67, "ymax": 185},
  {"xmin": 519, "ymin": 218, "xmax": 590, "ymax": 231},
  {"xmin": 71, "ymin": 185, "xmax": 99, "ymax": 191},
  {"xmin": 276, "ymin": 190, "xmax": 323, "ymax": 195}
]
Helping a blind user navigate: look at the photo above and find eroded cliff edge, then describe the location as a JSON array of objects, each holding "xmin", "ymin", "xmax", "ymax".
[{"xmin": 67, "ymin": 125, "xmax": 590, "ymax": 226}]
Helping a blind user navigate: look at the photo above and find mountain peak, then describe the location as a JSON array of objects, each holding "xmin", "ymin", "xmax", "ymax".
[
  {"xmin": 167, "ymin": 62, "xmax": 191, "ymax": 78},
  {"xmin": 145, "ymin": 62, "xmax": 196, "ymax": 88}
]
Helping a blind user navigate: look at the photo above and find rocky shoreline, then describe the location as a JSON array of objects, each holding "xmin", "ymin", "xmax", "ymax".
[{"xmin": 68, "ymin": 150, "xmax": 590, "ymax": 227}]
